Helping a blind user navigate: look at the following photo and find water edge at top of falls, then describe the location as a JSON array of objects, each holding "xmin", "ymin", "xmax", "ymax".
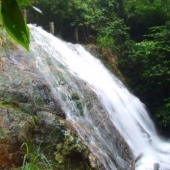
[{"xmin": 29, "ymin": 24, "xmax": 170, "ymax": 170}]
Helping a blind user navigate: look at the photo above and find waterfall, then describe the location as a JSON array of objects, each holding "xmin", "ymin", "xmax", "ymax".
[{"xmin": 29, "ymin": 25, "xmax": 170, "ymax": 170}]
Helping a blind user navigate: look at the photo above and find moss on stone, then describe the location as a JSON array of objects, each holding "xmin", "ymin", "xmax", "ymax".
[
  {"xmin": 72, "ymin": 93, "xmax": 80, "ymax": 100},
  {"xmin": 55, "ymin": 132, "xmax": 90, "ymax": 170}
]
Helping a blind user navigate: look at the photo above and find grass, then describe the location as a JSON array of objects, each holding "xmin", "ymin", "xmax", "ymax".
[{"xmin": 16, "ymin": 143, "xmax": 63, "ymax": 170}]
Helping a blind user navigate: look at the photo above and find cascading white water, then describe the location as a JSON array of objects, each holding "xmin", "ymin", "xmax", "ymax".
[{"xmin": 29, "ymin": 25, "xmax": 170, "ymax": 170}]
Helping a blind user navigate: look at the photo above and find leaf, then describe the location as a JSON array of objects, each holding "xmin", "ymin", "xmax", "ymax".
[
  {"xmin": 166, "ymin": 103, "xmax": 170, "ymax": 107},
  {"xmin": 16, "ymin": 0, "xmax": 32, "ymax": 7},
  {"xmin": 0, "ymin": 3, "xmax": 2, "ymax": 22},
  {"xmin": 16, "ymin": 0, "xmax": 43, "ymax": 14},
  {"xmin": 1, "ymin": 0, "xmax": 30, "ymax": 50}
]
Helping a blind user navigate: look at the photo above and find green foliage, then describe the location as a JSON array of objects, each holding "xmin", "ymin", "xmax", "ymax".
[
  {"xmin": 28, "ymin": 0, "xmax": 96, "ymax": 42},
  {"xmin": 97, "ymin": 19, "xmax": 129, "ymax": 54},
  {"xmin": 118, "ymin": 21, "xmax": 170, "ymax": 127},
  {"xmin": 125, "ymin": 0, "xmax": 170, "ymax": 41},
  {"xmin": 97, "ymin": 35, "xmax": 115, "ymax": 48},
  {"xmin": 20, "ymin": 143, "xmax": 61, "ymax": 170},
  {"xmin": 16, "ymin": 0, "xmax": 32, "ymax": 7},
  {"xmin": 83, "ymin": 0, "xmax": 130, "ymax": 55},
  {"xmin": 0, "ymin": 0, "xmax": 31, "ymax": 50},
  {"xmin": 156, "ymin": 101, "xmax": 170, "ymax": 127}
]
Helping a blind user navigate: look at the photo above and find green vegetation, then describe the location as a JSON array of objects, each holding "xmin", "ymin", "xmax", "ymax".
[
  {"xmin": 0, "ymin": 0, "xmax": 31, "ymax": 50},
  {"xmin": 19, "ymin": 143, "xmax": 61, "ymax": 170},
  {"xmin": 118, "ymin": 15, "xmax": 170, "ymax": 129}
]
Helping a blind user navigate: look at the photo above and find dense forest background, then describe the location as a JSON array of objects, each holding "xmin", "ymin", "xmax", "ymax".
[{"xmin": 26, "ymin": 0, "xmax": 170, "ymax": 136}]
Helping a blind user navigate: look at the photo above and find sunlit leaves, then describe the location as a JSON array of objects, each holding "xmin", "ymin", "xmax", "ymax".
[{"xmin": 97, "ymin": 35, "xmax": 115, "ymax": 48}]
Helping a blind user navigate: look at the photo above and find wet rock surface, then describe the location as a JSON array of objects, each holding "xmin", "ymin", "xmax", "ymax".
[
  {"xmin": 0, "ymin": 46, "xmax": 105, "ymax": 169},
  {"xmin": 0, "ymin": 31, "xmax": 133, "ymax": 170}
]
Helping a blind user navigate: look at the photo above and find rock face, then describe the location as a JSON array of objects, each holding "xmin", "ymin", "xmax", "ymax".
[
  {"xmin": 0, "ymin": 40, "xmax": 106, "ymax": 169},
  {"xmin": 0, "ymin": 106, "xmax": 35, "ymax": 169},
  {"xmin": 0, "ymin": 29, "xmax": 133, "ymax": 170}
]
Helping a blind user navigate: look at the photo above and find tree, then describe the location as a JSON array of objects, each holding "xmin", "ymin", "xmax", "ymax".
[
  {"xmin": 118, "ymin": 22, "xmax": 170, "ymax": 127},
  {"xmin": 27, "ymin": 0, "xmax": 96, "ymax": 42},
  {"xmin": 125, "ymin": 0, "xmax": 170, "ymax": 41}
]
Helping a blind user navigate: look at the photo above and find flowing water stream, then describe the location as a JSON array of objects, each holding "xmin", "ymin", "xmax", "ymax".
[{"xmin": 29, "ymin": 25, "xmax": 170, "ymax": 170}]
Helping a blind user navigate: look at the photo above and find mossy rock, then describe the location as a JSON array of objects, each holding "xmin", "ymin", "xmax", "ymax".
[
  {"xmin": 55, "ymin": 131, "xmax": 90, "ymax": 170},
  {"xmin": 0, "ymin": 104, "xmax": 36, "ymax": 169}
]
